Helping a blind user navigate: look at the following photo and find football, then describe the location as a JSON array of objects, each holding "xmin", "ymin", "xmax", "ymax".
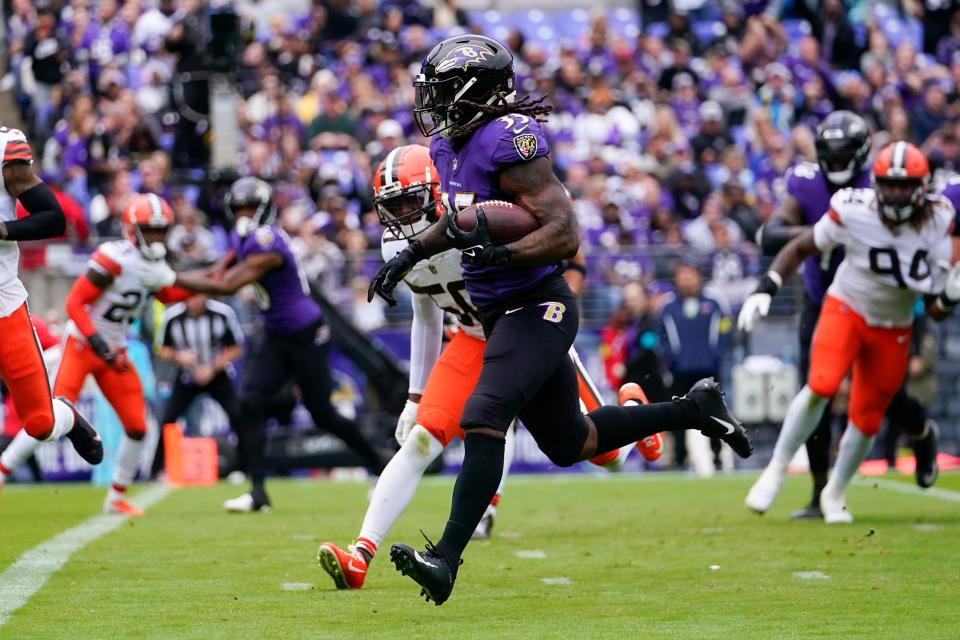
[{"xmin": 452, "ymin": 200, "xmax": 540, "ymax": 245}]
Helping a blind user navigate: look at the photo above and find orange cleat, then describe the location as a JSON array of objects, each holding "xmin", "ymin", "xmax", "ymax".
[
  {"xmin": 104, "ymin": 498, "xmax": 145, "ymax": 517},
  {"xmin": 318, "ymin": 542, "xmax": 368, "ymax": 590},
  {"xmin": 619, "ymin": 383, "xmax": 663, "ymax": 462}
]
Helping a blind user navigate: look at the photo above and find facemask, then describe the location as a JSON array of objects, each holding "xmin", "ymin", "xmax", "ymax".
[
  {"xmin": 825, "ymin": 168, "xmax": 853, "ymax": 185},
  {"xmin": 235, "ymin": 217, "xmax": 255, "ymax": 237},
  {"xmin": 144, "ymin": 242, "xmax": 167, "ymax": 261}
]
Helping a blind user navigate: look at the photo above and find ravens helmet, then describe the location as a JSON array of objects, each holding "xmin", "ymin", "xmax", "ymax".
[
  {"xmin": 814, "ymin": 111, "xmax": 871, "ymax": 187},
  {"xmin": 414, "ymin": 34, "xmax": 515, "ymax": 138},
  {"xmin": 225, "ymin": 177, "xmax": 276, "ymax": 237}
]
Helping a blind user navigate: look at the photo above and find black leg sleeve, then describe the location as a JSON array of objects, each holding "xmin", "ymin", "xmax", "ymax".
[{"xmin": 435, "ymin": 432, "xmax": 505, "ymax": 565}]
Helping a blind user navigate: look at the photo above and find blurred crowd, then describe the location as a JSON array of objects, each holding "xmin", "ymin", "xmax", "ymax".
[{"xmin": 4, "ymin": 0, "xmax": 960, "ymax": 325}]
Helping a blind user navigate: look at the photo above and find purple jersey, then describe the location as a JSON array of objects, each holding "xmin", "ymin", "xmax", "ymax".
[
  {"xmin": 784, "ymin": 162, "xmax": 871, "ymax": 302},
  {"xmin": 941, "ymin": 178, "xmax": 960, "ymax": 235},
  {"xmin": 430, "ymin": 114, "xmax": 557, "ymax": 309},
  {"xmin": 231, "ymin": 226, "xmax": 322, "ymax": 334}
]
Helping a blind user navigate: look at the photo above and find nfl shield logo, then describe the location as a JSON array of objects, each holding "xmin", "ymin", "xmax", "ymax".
[{"xmin": 513, "ymin": 134, "xmax": 538, "ymax": 161}]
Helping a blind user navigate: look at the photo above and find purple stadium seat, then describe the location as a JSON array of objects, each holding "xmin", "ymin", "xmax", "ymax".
[
  {"xmin": 644, "ymin": 22, "xmax": 670, "ymax": 40},
  {"xmin": 781, "ymin": 19, "xmax": 811, "ymax": 42},
  {"xmin": 606, "ymin": 7, "xmax": 640, "ymax": 39},
  {"xmin": 692, "ymin": 21, "xmax": 725, "ymax": 44}
]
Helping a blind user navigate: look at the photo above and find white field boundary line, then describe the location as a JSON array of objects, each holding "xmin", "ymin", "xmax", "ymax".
[
  {"xmin": 858, "ymin": 477, "xmax": 960, "ymax": 504},
  {"xmin": 0, "ymin": 483, "xmax": 172, "ymax": 626}
]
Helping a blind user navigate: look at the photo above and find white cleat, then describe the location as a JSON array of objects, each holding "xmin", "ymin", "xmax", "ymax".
[
  {"xmin": 223, "ymin": 492, "xmax": 272, "ymax": 513},
  {"xmin": 745, "ymin": 461, "xmax": 787, "ymax": 514},
  {"xmin": 471, "ymin": 506, "xmax": 496, "ymax": 539},
  {"xmin": 820, "ymin": 491, "xmax": 853, "ymax": 524}
]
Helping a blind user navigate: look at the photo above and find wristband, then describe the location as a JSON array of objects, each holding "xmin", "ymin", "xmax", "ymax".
[
  {"xmin": 485, "ymin": 245, "xmax": 512, "ymax": 267},
  {"xmin": 755, "ymin": 271, "xmax": 783, "ymax": 296},
  {"xmin": 408, "ymin": 239, "xmax": 427, "ymax": 260}
]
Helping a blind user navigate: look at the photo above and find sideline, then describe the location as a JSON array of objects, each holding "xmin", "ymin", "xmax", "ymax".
[
  {"xmin": 859, "ymin": 477, "xmax": 960, "ymax": 504},
  {"xmin": 0, "ymin": 484, "xmax": 172, "ymax": 626}
]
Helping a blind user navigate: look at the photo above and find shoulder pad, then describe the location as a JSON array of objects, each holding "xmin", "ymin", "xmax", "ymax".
[
  {"xmin": 254, "ymin": 226, "xmax": 277, "ymax": 250},
  {"xmin": 785, "ymin": 162, "xmax": 821, "ymax": 188},
  {"xmin": 828, "ymin": 187, "xmax": 872, "ymax": 216},
  {"xmin": 1, "ymin": 126, "xmax": 31, "ymax": 164},
  {"xmin": 487, "ymin": 115, "xmax": 548, "ymax": 164},
  {"xmin": 90, "ymin": 241, "xmax": 134, "ymax": 276}
]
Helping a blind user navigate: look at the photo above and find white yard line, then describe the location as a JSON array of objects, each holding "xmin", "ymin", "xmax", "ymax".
[
  {"xmin": 858, "ymin": 477, "xmax": 960, "ymax": 503},
  {"xmin": 0, "ymin": 484, "xmax": 172, "ymax": 626}
]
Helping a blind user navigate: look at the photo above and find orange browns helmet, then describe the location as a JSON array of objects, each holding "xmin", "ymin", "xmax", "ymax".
[
  {"xmin": 872, "ymin": 141, "xmax": 931, "ymax": 225},
  {"xmin": 373, "ymin": 144, "xmax": 441, "ymax": 240},
  {"xmin": 123, "ymin": 193, "xmax": 174, "ymax": 260}
]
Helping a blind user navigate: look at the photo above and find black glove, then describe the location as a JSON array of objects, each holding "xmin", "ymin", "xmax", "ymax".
[
  {"xmin": 87, "ymin": 333, "xmax": 127, "ymax": 371},
  {"xmin": 446, "ymin": 207, "xmax": 512, "ymax": 267},
  {"xmin": 367, "ymin": 241, "xmax": 425, "ymax": 306}
]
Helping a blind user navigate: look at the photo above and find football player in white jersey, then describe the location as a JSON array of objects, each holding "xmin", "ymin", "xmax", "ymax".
[
  {"xmin": 739, "ymin": 142, "xmax": 960, "ymax": 523},
  {"xmin": 0, "ymin": 193, "xmax": 189, "ymax": 512},
  {"xmin": 318, "ymin": 145, "xmax": 661, "ymax": 589},
  {"xmin": 0, "ymin": 126, "xmax": 102, "ymax": 485}
]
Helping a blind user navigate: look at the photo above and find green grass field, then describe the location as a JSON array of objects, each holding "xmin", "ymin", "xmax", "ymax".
[{"xmin": 2, "ymin": 472, "xmax": 959, "ymax": 640}]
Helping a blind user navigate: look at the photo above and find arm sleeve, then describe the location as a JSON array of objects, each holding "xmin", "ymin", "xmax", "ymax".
[
  {"xmin": 4, "ymin": 182, "xmax": 66, "ymax": 240},
  {"xmin": 155, "ymin": 286, "xmax": 194, "ymax": 304},
  {"xmin": 408, "ymin": 292, "xmax": 444, "ymax": 395},
  {"xmin": 65, "ymin": 275, "xmax": 104, "ymax": 338}
]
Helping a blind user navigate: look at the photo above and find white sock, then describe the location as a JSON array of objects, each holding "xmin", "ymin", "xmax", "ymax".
[
  {"xmin": 823, "ymin": 423, "xmax": 875, "ymax": 499},
  {"xmin": 109, "ymin": 436, "xmax": 145, "ymax": 500},
  {"xmin": 493, "ymin": 420, "xmax": 516, "ymax": 500},
  {"xmin": 357, "ymin": 425, "xmax": 444, "ymax": 550},
  {"xmin": 47, "ymin": 399, "xmax": 77, "ymax": 441},
  {"xmin": 771, "ymin": 385, "xmax": 830, "ymax": 466},
  {"xmin": 0, "ymin": 430, "xmax": 43, "ymax": 475}
]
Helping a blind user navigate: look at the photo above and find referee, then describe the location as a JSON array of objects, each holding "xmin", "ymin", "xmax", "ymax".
[{"xmin": 152, "ymin": 293, "xmax": 244, "ymax": 475}]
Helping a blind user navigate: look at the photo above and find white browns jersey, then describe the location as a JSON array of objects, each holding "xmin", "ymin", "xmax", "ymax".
[
  {"xmin": 814, "ymin": 188, "xmax": 954, "ymax": 328},
  {"xmin": 67, "ymin": 240, "xmax": 167, "ymax": 346},
  {"xmin": 381, "ymin": 233, "xmax": 484, "ymax": 340},
  {"xmin": 0, "ymin": 126, "xmax": 33, "ymax": 316}
]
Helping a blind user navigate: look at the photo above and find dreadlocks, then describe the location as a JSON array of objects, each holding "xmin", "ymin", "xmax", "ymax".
[{"xmin": 452, "ymin": 93, "xmax": 553, "ymax": 142}]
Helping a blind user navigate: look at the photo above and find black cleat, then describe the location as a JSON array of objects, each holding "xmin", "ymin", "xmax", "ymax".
[
  {"xmin": 683, "ymin": 378, "xmax": 753, "ymax": 458},
  {"xmin": 789, "ymin": 502, "xmax": 824, "ymax": 520},
  {"xmin": 390, "ymin": 535, "xmax": 460, "ymax": 606},
  {"xmin": 57, "ymin": 397, "xmax": 103, "ymax": 465},
  {"xmin": 913, "ymin": 420, "xmax": 939, "ymax": 489}
]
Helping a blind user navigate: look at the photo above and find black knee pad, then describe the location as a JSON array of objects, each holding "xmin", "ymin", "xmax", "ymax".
[{"xmin": 536, "ymin": 414, "xmax": 590, "ymax": 468}]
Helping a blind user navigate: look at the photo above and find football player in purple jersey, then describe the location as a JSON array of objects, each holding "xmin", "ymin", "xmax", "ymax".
[
  {"xmin": 754, "ymin": 112, "xmax": 939, "ymax": 519},
  {"xmin": 173, "ymin": 178, "xmax": 388, "ymax": 512},
  {"xmin": 368, "ymin": 34, "xmax": 752, "ymax": 606}
]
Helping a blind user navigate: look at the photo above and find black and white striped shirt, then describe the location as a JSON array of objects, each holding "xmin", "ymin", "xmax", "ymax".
[{"xmin": 160, "ymin": 300, "xmax": 243, "ymax": 366}]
